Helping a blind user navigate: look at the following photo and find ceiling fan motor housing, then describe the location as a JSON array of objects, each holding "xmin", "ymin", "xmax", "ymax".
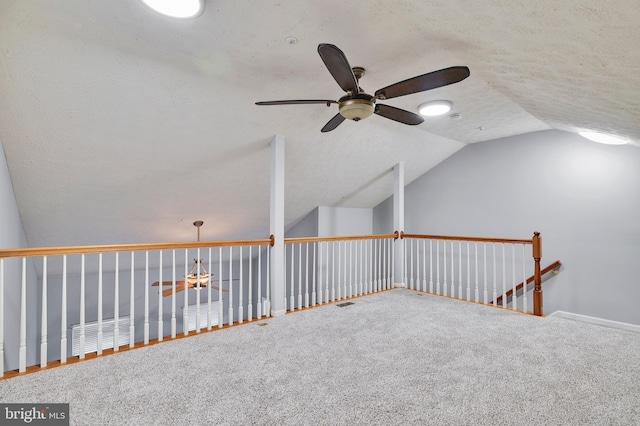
[{"xmin": 339, "ymin": 93, "xmax": 375, "ymax": 121}]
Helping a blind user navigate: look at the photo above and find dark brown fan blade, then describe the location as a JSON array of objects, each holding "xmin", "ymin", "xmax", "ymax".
[
  {"xmin": 374, "ymin": 104, "xmax": 424, "ymax": 125},
  {"xmin": 317, "ymin": 44, "xmax": 359, "ymax": 93},
  {"xmin": 321, "ymin": 113, "xmax": 346, "ymax": 133},
  {"xmin": 152, "ymin": 280, "xmax": 186, "ymax": 287},
  {"xmin": 255, "ymin": 100, "xmax": 337, "ymax": 106},
  {"xmin": 375, "ymin": 66, "xmax": 470, "ymax": 100}
]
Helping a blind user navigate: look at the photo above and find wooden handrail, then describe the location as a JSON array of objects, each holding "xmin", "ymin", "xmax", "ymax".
[
  {"xmin": 492, "ymin": 260, "xmax": 562, "ymax": 307},
  {"xmin": 400, "ymin": 232, "xmax": 532, "ymax": 245},
  {"xmin": 0, "ymin": 236, "xmax": 275, "ymax": 259},
  {"xmin": 285, "ymin": 232, "xmax": 398, "ymax": 244}
]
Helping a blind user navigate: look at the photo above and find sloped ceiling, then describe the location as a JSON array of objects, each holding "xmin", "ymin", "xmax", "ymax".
[{"xmin": 0, "ymin": 0, "xmax": 638, "ymax": 247}]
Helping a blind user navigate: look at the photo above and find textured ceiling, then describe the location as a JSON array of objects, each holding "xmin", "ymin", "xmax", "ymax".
[{"xmin": 0, "ymin": 0, "xmax": 638, "ymax": 248}]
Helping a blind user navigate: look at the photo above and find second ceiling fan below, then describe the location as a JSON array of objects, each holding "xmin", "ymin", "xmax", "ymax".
[{"xmin": 256, "ymin": 43, "xmax": 470, "ymax": 132}]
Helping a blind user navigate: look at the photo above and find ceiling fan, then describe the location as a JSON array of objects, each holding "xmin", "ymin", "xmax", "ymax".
[
  {"xmin": 256, "ymin": 43, "xmax": 470, "ymax": 132},
  {"xmin": 151, "ymin": 220, "xmax": 232, "ymax": 297}
]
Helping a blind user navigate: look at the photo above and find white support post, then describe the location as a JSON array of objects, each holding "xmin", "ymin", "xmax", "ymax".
[
  {"xmin": 269, "ymin": 135, "xmax": 286, "ymax": 316},
  {"xmin": 393, "ymin": 162, "xmax": 405, "ymax": 287},
  {"xmin": 19, "ymin": 257, "xmax": 27, "ymax": 371}
]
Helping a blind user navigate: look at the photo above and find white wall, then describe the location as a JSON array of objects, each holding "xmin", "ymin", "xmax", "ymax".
[
  {"xmin": 0, "ymin": 138, "xmax": 39, "ymax": 370},
  {"xmin": 374, "ymin": 130, "xmax": 640, "ymax": 325},
  {"xmin": 318, "ymin": 206, "xmax": 373, "ymax": 236}
]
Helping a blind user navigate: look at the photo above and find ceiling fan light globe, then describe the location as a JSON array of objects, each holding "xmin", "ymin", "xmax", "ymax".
[
  {"xmin": 339, "ymin": 99, "xmax": 375, "ymax": 121},
  {"xmin": 418, "ymin": 100, "xmax": 453, "ymax": 117},
  {"xmin": 139, "ymin": 0, "xmax": 204, "ymax": 19}
]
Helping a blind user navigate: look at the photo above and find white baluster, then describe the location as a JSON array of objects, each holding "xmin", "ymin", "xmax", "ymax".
[
  {"xmin": 158, "ymin": 251, "xmax": 164, "ymax": 340},
  {"xmin": 304, "ymin": 243, "xmax": 309, "ymax": 307},
  {"xmin": 522, "ymin": 244, "xmax": 527, "ymax": 312},
  {"xmin": 312, "ymin": 242, "xmax": 317, "ymax": 306},
  {"xmin": 371, "ymin": 240, "xmax": 378, "ymax": 293},
  {"xmin": 348, "ymin": 241, "xmax": 353, "ymax": 297},
  {"xmin": 359, "ymin": 240, "xmax": 364, "ymax": 295},
  {"xmin": 97, "ymin": 254, "xmax": 102, "ymax": 356},
  {"xmin": 289, "ymin": 244, "xmax": 294, "ymax": 310},
  {"xmin": 317, "ymin": 242, "xmax": 322, "ymax": 305},
  {"xmin": 114, "ymin": 253, "xmax": 120, "ymax": 351},
  {"xmin": 402, "ymin": 238, "xmax": 407, "ymax": 289},
  {"xmin": 60, "ymin": 256, "xmax": 67, "ymax": 363},
  {"xmin": 207, "ymin": 249, "xmax": 212, "ymax": 329},
  {"xmin": 79, "ymin": 254, "xmax": 86, "ymax": 360},
  {"xmin": 436, "ymin": 240, "xmax": 440, "ymax": 294},
  {"xmin": 410, "ymin": 238, "xmax": 414, "ymax": 290},
  {"xmin": 130, "ymin": 252, "xmax": 136, "ymax": 347},
  {"xmin": 492, "ymin": 244, "xmax": 497, "ymax": 305},
  {"xmin": 466, "ymin": 242, "xmax": 471, "ymax": 301},
  {"xmin": 474, "ymin": 243, "xmax": 479, "ymax": 302},
  {"xmin": 458, "ymin": 241, "xmax": 463, "ymax": 299},
  {"xmin": 40, "ymin": 256, "xmax": 48, "ymax": 367},
  {"xmin": 422, "ymin": 240, "xmax": 427, "ymax": 292},
  {"xmin": 391, "ymin": 238, "xmax": 395, "ymax": 289},
  {"xmin": 238, "ymin": 247, "xmax": 243, "ymax": 324},
  {"xmin": 443, "ymin": 241, "xmax": 448, "ymax": 297},
  {"xmin": 229, "ymin": 246, "xmax": 234, "ymax": 326},
  {"xmin": 196, "ymin": 248, "xmax": 202, "ymax": 331},
  {"xmin": 502, "ymin": 244, "xmax": 507, "ymax": 308},
  {"xmin": 19, "ymin": 258, "xmax": 27, "ymax": 371},
  {"xmin": 382, "ymin": 239, "xmax": 387, "ymax": 290},
  {"xmin": 266, "ymin": 246, "xmax": 271, "ymax": 317},
  {"xmin": 144, "ymin": 251, "xmax": 149, "ymax": 343},
  {"xmin": 297, "ymin": 243, "xmax": 302, "ymax": 309},
  {"xmin": 450, "ymin": 241, "xmax": 455, "ymax": 298},
  {"xmin": 483, "ymin": 243, "xmax": 488, "ymax": 304},
  {"xmin": 219, "ymin": 247, "xmax": 224, "ymax": 327},
  {"xmin": 248, "ymin": 246, "xmax": 253, "ymax": 322},
  {"xmin": 378, "ymin": 239, "xmax": 383, "ymax": 291},
  {"xmin": 331, "ymin": 241, "xmax": 336, "ymax": 301},
  {"xmin": 170, "ymin": 250, "xmax": 176, "ymax": 338},
  {"xmin": 364, "ymin": 240, "xmax": 369, "ymax": 294},
  {"xmin": 337, "ymin": 241, "xmax": 342, "ymax": 300},
  {"xmin": 511, "ymin": 244, "xmax": 517, "ymax": 310},
  {"xmin": 0, "ymin": 259, "xmax": 3, "ymax": 376},
  {"xmin": 257, "ymin": 246, "xmax": 262, "ymax": 319},
  {"xmin": 429, "ymin": 240, "xmax": 433, "ymax": 293},
  {"xmin": 183, "ymin": 249, "xmax": 189, "ymax": 335}
]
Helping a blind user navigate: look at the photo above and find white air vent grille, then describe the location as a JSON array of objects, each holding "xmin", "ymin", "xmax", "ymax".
[
  {"xmin": 184, "ymin": 302, "xmax": 219, "ymax": 331},
  {"xmin": 71, "ymin": 317, "xmax": 130, "ymax": 356}
]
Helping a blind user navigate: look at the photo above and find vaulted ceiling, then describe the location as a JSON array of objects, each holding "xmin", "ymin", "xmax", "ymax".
[{"xmin": 1, "ymin": 0, "xmax": 638, "ymax": 248}]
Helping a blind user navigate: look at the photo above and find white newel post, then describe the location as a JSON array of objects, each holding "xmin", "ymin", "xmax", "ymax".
[
  {"xmin": 270, "ymin": 135, "xmax": 286, "ymax": 316},
  {"xmin": 393, "ymin": 162, "xmax": 405, "ymax": 287}
]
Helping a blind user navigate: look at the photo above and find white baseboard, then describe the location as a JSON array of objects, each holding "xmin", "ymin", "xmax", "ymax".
[
  {"xmin": 549, "ymin": 311, "xmax": 640, "ymax": 333},
  {"xmin": 394, "ymin": 282, "xmax": 406, "ymax": 288}
]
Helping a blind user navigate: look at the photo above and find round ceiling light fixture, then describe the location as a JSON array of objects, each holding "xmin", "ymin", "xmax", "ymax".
[
  {"xmin": 578, "ymin": 131, "xmax": 628, "ymax": 145},
  {"xmin": 139, "ymin": 0, "xmax": 205, "ymax": 19},
  {"xmin": 418, "ymin": 100, "xmax": 453, "ymax": 117}
]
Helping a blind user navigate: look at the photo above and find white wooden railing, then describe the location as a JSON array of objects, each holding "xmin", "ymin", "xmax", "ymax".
[
  {"xmin": 401, "ymin": 232, "xmax": 545, "ymax": 314},
  {"xmin": 0, "ymin": 237, "xmax": 272, "ymax": 377},
  {"xmin": 283, "ymin": 234, "xmax": 398, "ymax": 312}
]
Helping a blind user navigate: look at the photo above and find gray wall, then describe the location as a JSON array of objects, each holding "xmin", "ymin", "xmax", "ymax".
[
  {"xmin": 318, "ymin": 206, "xmax": 373, "ymax": 236},
  {"xmin": 0, "ymin": 138, "xmax": 39, "ymax": 370},
  {"xmin": 374, "ymin": 130, "xmax": 640, "ymax": 325}
]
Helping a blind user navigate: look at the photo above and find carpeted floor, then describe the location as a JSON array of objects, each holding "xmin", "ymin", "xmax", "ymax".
[{"xmin": 1, "ymin": 289, "xmax": 639, "ymax": 425}]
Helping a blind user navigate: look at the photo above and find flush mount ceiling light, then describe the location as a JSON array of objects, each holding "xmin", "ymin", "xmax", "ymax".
[
  {"xmin": 418, "ymin": 100, "xmax": 453, "ymax": 117},
  {"xmin": 578, "ymin": 131, "xmax": 628, "ymax": 145},
  {"xmin": 139, "ymin": 0, "xmax": 204, "ymax": 19}
]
